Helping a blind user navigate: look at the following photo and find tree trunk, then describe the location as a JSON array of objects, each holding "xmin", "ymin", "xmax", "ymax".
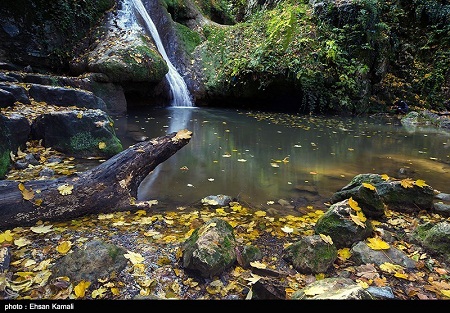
[{"xmin": 0, "ymin": 130, "xmax": 192, "ymax": 230}]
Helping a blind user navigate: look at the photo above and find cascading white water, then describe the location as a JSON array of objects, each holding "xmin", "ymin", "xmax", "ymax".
[{"xmin": 130, "ymin": 0, "xmax": 193, "ymax": 107}]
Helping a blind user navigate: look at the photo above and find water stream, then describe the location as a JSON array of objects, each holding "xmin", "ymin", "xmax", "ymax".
[{"xmin": 130, "ymin": 0, "xmax": 193, "ymax": 107}]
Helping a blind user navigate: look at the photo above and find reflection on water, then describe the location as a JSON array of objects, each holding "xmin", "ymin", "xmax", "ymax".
[{"xmin": 113, "ymin": 107, "xmax": 450, "ymax": 215}]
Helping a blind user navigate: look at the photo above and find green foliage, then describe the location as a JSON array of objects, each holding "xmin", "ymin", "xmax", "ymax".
[
  {"xmin": 0, "ymin": 150, "xmax": 11, "ymax": 179},
  {"xmin": 175, "ymin": 23, "xmax": 202, "ymax": 54}
]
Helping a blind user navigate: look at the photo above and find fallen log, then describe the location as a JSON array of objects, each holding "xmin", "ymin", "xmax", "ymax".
[{"xmin": 0, "ymin": 129, "xmax": 192, "ymax": 230}]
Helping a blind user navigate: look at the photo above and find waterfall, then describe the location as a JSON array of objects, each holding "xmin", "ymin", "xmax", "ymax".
[{"xmin": 131, "ymin": 0, "xmax": 193, "ymax": 107}]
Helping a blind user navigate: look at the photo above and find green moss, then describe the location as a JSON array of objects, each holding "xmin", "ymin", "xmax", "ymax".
[
  {"xmin": 0, "ymin": 150, "xmax": 11, "ymax": 178},
  {"xmin": 175, "ymin": 23, "xmax": 202, "ymax": 54},
  {"xmin": 69, "ymin": 132, "xmax": 122, "ymax": 157}
]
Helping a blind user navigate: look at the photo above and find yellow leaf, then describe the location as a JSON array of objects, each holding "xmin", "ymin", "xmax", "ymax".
[
  {"xmin": 111, "ymin": 287, "xmax": 120, "ymax": 296},
  {"xmin": 0, "ymin": 230, "xmax": 13, "ymax": 243},
  {"xmin": 56, "ymin": 241, "xmax": 72, "ymax": 254},
  {"xmin": 319, "ymin": 233, "xmax": 333, "ymax": 245},
  {"xmin": 367, "ymin": 237, "xmax": 390, "ymax": 250},
  {"xmin": 58, "ymin": 184, "xmax": 74, "ymax": 195},
  {"xmin": 393, "ymin": 272, "xmax": 408, "ymax": 279},
  {"xmin": 348, "ymin": 197, "xmax": 361, "ymax": 212},
  {"xmin": 356, "ymin": 210, "xmax": 367, "ymax": 223},
  {"xmin": 304, "ymin": 285, "xmax": 325, "ymax": 296},
  {"xmin": 381, "ymin": 174, "xmax": 389, "ymax": 181},
  {"xmin": 281, "ymin": 225, "xmax": 294, "ymax": 233},
  {"xmin": 74, "ymin": 280, "xmax": 91, "ymax": 298},
  {"xmin": 14, "ymin": 237, "xmax": 31, "ymax": 247},
  {"xmin": 92, "ymin": 287, "xmax": 107, "ymax": 299},
  {"xmin": 98, "ymin": 142, "xmax": 106, "ymax": 150},
  {"xmin": 172, "ymin": 129, "xmax": 192, "ymax": 143},
  {"xmin": 249, "ymin": 261, "xmax": 267, "ymax": 269},
  {"xmin": 415, "ymin": 179, "xmax": 428, "ymax": 188},
  {"xmin": 18, "ymin": 183, "xmax": 34, "ymax": 201},
  {"xmin": 76, "ymin": 112, "xmax": 83, "ymax": 119},
  {"xmin": 350, "ymin": 213, "xmax": 366, "ymax": 228},
  {"xmin": 30, "ymin": 224, "xmax": 53, "ymax": 234},
  {"xmin": 254, "ymin": 210, "xmax": 266, "ymax": 217},
  {"xmin": 245, "ymin": 273, "xmax": 262, "ymax": 285},
  {"xmin": 124, "ymin": 251, "xmax": 145, "ymax": 265},
  {"xmin": 441, "ymin": 290, "xmax": 450, "ymax": 298},
  {"xmin": 362, "ymin": 183, "xmax": 376, "ymax": 191},
  {"xmin": 400, "ymin": 179, "xmax": 414, "ymax": 188},
  {"xmin": 379, "ymin": 262, "xmax": 403, "ymax": 273},
  {"xmin": 338, "ymin": 248, "xmax": 352, "ymax": 261}
]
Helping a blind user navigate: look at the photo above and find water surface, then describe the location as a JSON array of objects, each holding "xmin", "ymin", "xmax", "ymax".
[{"xmin": 112, "ymin": 107, "xmax": 450, "ymax": 215}]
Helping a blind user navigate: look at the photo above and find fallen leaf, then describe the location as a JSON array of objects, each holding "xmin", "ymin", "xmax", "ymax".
[
  {"xmin": 57, "ymin": 184, "xmax": 74, "ymax": 195},
  {"xmin": 30, "ymin": 224, "xmax": 53, "ymax": 234},
  {"xmin": 74, "ymin": 280, "xmax": 91, "ymax": 298},
  {"xmin": 367, "ymin": 237, "xmax": 390, "ymax": 250},
  {"xmin": 319, "ymin": 233, "xmax": 333, "ymax": 245}
]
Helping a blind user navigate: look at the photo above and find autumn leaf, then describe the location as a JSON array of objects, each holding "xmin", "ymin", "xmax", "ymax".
[
  {"xmin": 348, "ymin": 197, "xmax": 361, "ymax": 212},
  {"xmin": 98, "ymin": 142, "xmax": 106, "ymax": 150},
  {"xmin": 30, "ymin": 224, "xmax": 53, "ymax": 234},
  {"xmin": 304, "ymin": 285, "xmax": 325, "ymax": 296},
  {"xmin": 124, "ymin": 251, "xmax": 145, "ymax": 265},
  {"xmin": 338, "ymin": 248, "xmax": 351, "ymax": 261},
  {"xmin": 254, "ymin": 210, "xmax": 266, "ymax": 217},
  {"xmin": 76, "ymin": 112, "xmax": 83, "ymax": 119},
  {"xmin": 281, "ymin": 225, "xmax": 294, "ymax": 234},
  {"xmin": 245, "ymin": 273, "xmax": 262, "ymax": 285},
  {"xmin": 18, "ymin": 183, "xmax": 34, "ymax": 201},
  {"xmin": 172, "ymin": 129, "xmax": 192, "ymax": 143},
  {"xmin": 362, "ymin": 182, "xmax": 376, "ymax": 191},
  {"xmin": 394, "ymin": 272, "xmax": 408, "ymax": 279},
  {"xmin": 56, "ymin": 241, "xmax": 72, "ymax": 254},
  {"xmin": 367, "ymin": 237, "xmax": 390, "ymax": 250},
  {"xmin": 250, "ymin": 261, "xmax": 267, "ymax": 269},
  {"xmin": 415, "ymin": 179, "xmax": 428, "ymax": 188},
  {"xmin": 441, "ymin": 290, "xmax": 450, "ymax": 298},
  {"xmin": 319, "ymin": 233, "xmax": 333, "ymax": 245},
  {"xmin": 74, "ymin": 280, "xmax": 91, "ymax": 298},
  {"xmin": 0, "ymin": 230, "xmax": 13, "ymax": 243},
  {"xmin": 92, "ymin": 287, "xmax": 107, "ymax": 299},
  {"xmin": 350, "ymin": 213, "xmax": 366, "ymax": 228},
  {"xmin": 57, "ymin": 184, "xmax": 74, "ymax": 195},
  {"xmin": 380, "ymin": 262, "xmax": 404, "ymax": 273},
  {"xmin": 381, "ymin": 174, "xmax": 390, "ymax": 181},
  {"xmin": 400, "ymin": 178, "xmax": 414, "ymax": 188},
  {"xmin": 14, "ymin": 237, "xmax": 31, "ymax": 247}
]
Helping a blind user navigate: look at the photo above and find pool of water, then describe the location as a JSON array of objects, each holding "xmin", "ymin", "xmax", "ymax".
[{"xmin": 111, "ymin": 107, "xmax": 450, "ymax": 215}]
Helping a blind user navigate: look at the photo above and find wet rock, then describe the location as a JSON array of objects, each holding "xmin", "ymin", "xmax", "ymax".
[
  {"xmin": 412, "ymin": 222, "xmax": 450, "ymax": 260},
  {"xmin": 0, "ymin": 83, "xmax": 30, "ymax": 104},
  {"xmin": 50, "ymin": 240, "xmax": 128, "ymax": 283},
  {"xmin": 283, "ymin": 235, "xmax": 338, "ymax": 274},
  {"xmin": 201, "ymin": 195, "xmax": 232, "ymax": 207},
  {"xmin": 182, "ymin": 217, "xmax": 237, "ymax": 277},
  {"xmin": 0, "ymin": 88, "xmax": 15, "ymax": 108}
]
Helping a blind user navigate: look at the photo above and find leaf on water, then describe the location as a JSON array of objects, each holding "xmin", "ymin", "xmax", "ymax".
[
  {"xmin": 98, "ymin": 142, "xmax": 106, "ymax": 150},
  {"xmin": 367, "ymin": 237, "xmax": 390, "ymax": 250},
  {"xmin": 30, "ymin": 224, "xmax": 53, "ymax": 234},
  {"xmin": 270, "ymin": 163, "xmax": 279, "ymax": 168},
  {"xmin": 56, "ymin": 241, "xmax": 72, "ymax": 254},
  {"xmin": 57, "ymin": 184, "xmax": 74, "ymax": 195},
  {"xmin": 237, "ymin": 159, "xmax": 247, "ymax": 162},
  {"xmin": 362, "ymin": 182, "xmax": 376, "ymax": 191},
  {"xmin": 74, "ymin": 280, "xmax": 91, "ymax": 298},
  {"xmin": 76, "ymin": 112, "xmax": 83, "ymax": 119},
  {"xmin": 319, "ymin": 233, "xmax": 333, "ymax": 245},
  {"xmin": 415, "ymin": 179, "xmax": 428, "ymax": 188},
  {"xmin": 124, "ymin": 251, "xmax": 145, "ymax": 265}
]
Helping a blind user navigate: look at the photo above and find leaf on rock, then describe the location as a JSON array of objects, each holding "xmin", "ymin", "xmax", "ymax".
[
  {"xmin": 319, "ymin": 233, "xmax": 333, "ymax": 245},
  {"xmin": 367, "ymin": 237, "xmax": 390, "ymax": 250},
  {"xmin": 249, "ymin": 261, "xmax": 267, "ymax": 269},
  {"xmin": 30, "ymin": 224, "xmax": 53, "ymax": 234},
  {"xmin": 415, "ymin": 179, "xmax": 428, "ymax": 188},
  {"xmin": 56, "ymin": 241, "xmax": 72, "ymax": 254},
  {"xmin": 348, "ymin": 197, "xmax": 361, "ymax": 212},
  {"xmin": 18, "ymin": 183, "xmax": 34, "ymax": 201},
  {"xmin": 350, "ymin": 213, "xmax": 366, "ymax": 228},
  {"xmin": 362, "ymin": 182, "xmax": 376, "ymax": 191},
  {"xmin": 400, "ymin": 178, "xmax": 414, "ymax": 189},
  {"xmin": 57, "ymin": 184, "xmax": 74, "ymax": 195},
  {"xmin": 338, "ymin": 248, "xmax": 351, "ymax": 261},
  {"xmin": 381, "ymin": 174, "xmax": 390, "ymax": 181},
  {"xmin": 304, "ymin": 285, "xmax": 325, "ymax": 296},
  {"xmin": 98, "ymin": 142, "xmax": 106, "ymax": 150},
  {"xmin": 380, "ymin": 262, "xmax": 404, "ymax": 273},
  {"xmin": 245, "ymin": 273, "xmax": 262, "ymax": 285}
]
